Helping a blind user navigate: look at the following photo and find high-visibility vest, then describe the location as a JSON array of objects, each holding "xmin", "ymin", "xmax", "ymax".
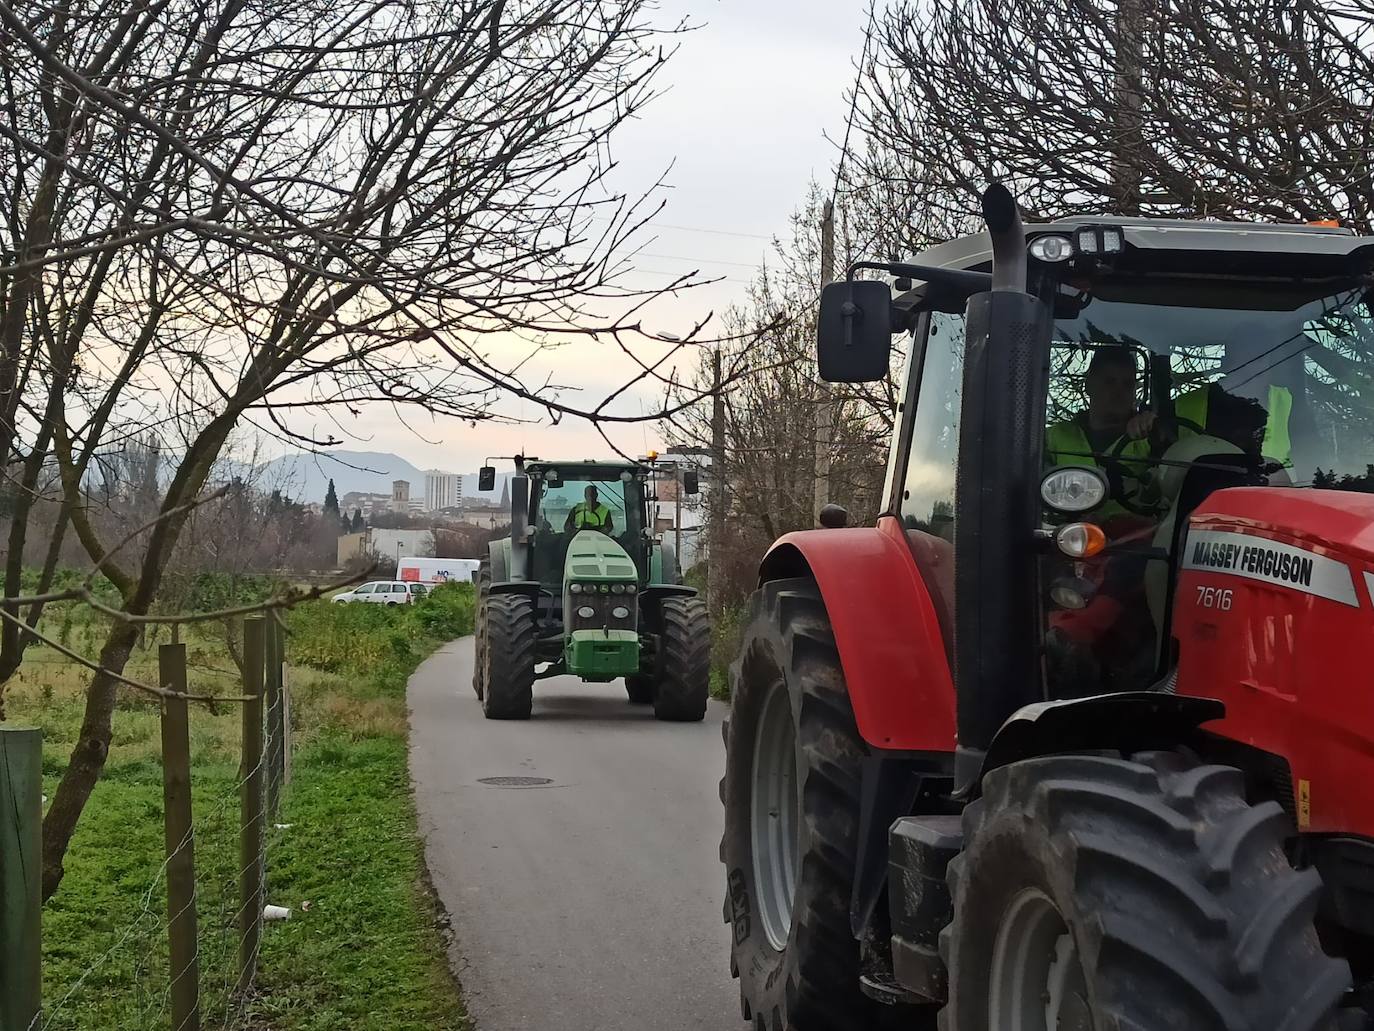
[
  {"xmin": 1045, "ymin": 417, "xmax": 1152, "ymax": 473},
  {"xmin": 1174, "ymin": 383, "xmax": 1292, "ymax": 466},
  {"xmin": 1045, "ymin": 417, "xmax": 1153, "ymax": 521},
  {"xmin": 572, "ymin": 502, "xmax": 610, "ymax": 529}
]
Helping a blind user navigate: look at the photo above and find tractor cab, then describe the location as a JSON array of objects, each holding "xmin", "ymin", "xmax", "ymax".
[
  {"xmin": 722, "ymin": 188, "xmax": 1374, "ymax": 1031},
  {"xmin": 880, "ymin": 216, "xmax": 1374, "ymax": 708},
  {"xmin": 523, "ymin": 460, "xmax": 652, "ymax": 597}
]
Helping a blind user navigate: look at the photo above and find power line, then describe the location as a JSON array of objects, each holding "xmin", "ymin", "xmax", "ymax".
[
  {"xmin": 590, "ymin": 216, "xmax": 773, "ymax": 241},
  {"xmin": 632, "ymin": 251, "xmax": 760, "ymax": 269}
]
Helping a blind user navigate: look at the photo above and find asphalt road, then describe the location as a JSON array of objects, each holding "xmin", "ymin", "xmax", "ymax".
[{"xmin": 408, "ymin": 638, "xmax": 739, "ymax": 1031}]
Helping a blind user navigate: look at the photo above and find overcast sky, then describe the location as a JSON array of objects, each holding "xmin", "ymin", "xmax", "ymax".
[{"xmin": 271, "ymin": 0, "xmax": 869, "ymax": 475}]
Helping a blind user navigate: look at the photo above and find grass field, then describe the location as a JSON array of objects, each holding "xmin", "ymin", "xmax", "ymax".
[{"xmin": 4, "ymin": 582, "xmax": 474, "ymax": 1031}]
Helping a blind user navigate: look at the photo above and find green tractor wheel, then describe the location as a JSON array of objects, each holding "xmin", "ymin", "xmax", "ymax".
[
  {"xmin": 472, "ymin": 557, "xmax": 491, "ymax": 699},
  {"xmin": 651, "ymin": 597, "xmax": 710, "ymax": 722},
  {"xmin": 480, "ymin": 594, "xmax": 536, "ymax": 720}
]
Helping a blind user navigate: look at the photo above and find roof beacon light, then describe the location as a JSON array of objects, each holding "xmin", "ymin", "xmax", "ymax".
[{"xmin": 1029, "ymin": 235, "xmax": 1074, "ymax": 263}]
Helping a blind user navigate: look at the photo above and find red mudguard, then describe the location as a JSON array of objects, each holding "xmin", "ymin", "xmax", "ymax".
[{"xmin": 760, "ymin": 515, "xmax": 956, "ymax": 751}]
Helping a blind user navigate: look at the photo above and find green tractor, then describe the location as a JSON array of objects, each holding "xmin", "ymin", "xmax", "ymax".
[{"xmin": 471, "ymin": 455, "xmax": 711, "ymax": 722}]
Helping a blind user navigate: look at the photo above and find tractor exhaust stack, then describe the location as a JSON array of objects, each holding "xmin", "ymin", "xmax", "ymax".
[{"xmin": 951, "ymin": 184, "xmax": 1052, "ymax": 790}]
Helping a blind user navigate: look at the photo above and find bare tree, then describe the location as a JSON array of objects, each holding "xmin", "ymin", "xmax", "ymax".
[
  {"xmin": 857, "ymin": 0, "xmax": 1374, "ymax": 229},
  {"xmin": 669, "ymin": 186, "xmax": 900, "ymax": 604},
  {"xmin": 0, "ymin": 0, "xmax": 721, "ymax": 898}
]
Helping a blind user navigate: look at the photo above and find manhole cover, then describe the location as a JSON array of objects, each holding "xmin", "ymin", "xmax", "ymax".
[{"xmin": 477, "ymin": 776, "xmax": 554, "ymax": 787}]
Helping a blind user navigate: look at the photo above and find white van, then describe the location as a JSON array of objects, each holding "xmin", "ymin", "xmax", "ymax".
[{"xmin": 397, "ymin": 557, "xmax": 481, "ymax": 587}]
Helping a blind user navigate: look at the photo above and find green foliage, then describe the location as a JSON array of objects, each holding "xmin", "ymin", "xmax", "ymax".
[
  {"xmin": 17, "ymin": 581, "xmax": 477, "ymax": 1030},
  {"xmin": 285, "ymin": 584, "xmax": 473, "ymax": 692},
  {"xmin": 709, "ymin": 598, "xmax": 744, "ymax": 701},
  {"xmin": 183, "ymin": 571, "xmax": 281, "ymax": 613},
  {"xmin": 242, "ymin": 736, "xmax": 468, "ymax": 1030}
]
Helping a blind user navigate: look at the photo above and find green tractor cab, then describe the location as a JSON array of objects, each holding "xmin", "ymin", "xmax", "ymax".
[{"xmin": 472, "ymin": 456, "xmax": 710, "ymax": 722}]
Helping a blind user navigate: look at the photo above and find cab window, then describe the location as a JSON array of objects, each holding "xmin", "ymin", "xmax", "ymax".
[
  {"xmin": 899, "ymin": 310, "xmax": 963, "ymax": 541},
  {"xmin": 895, "ymin": 309, "xmax": 965, "ymax": 649}
]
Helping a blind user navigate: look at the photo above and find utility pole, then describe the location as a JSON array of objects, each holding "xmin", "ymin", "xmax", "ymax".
[
  {"xmin": 707, "ymin": 348, "xmax": 726, "ymax": 617},
  {"xmin": 673, "ymin": 465, "xmax": 682, "ymax": 565},
  {"xmin": 1112, "ymin": 0, "xmax": 1146, "ymax": 215},
  {"xmin": 812, "ymin": 199, "xmax": 836, "ymax": 525}
]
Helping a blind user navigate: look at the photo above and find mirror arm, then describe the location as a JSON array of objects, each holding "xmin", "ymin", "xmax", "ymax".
[{"xmin": 846, "ymin": 260, "xmax": 992, "ymax": 298}]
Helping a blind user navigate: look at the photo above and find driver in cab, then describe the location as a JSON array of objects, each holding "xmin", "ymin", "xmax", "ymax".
[
  {"xmin": 1044, "ymin": 346, "xmax": 1159, "ymax": 689},
  {"xmin": 1046, "ymin": 346, "xmax": 1156, "ymax": 525},
  {"xmin": 566, "ymin": 485, "xmax": 613, "ymax": 535}
]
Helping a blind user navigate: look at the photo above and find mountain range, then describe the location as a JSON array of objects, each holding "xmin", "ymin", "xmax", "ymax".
[{"xmin": 251, "ymin": 450, "xmax": 508, "ymax": 504}]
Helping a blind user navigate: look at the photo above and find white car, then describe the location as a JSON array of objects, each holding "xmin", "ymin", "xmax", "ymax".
[{"xmin": 332, "ymin": 581, "xmax": 428, "ymax": 605}]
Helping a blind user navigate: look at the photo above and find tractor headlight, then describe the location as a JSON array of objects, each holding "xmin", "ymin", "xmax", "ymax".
[
  {"xmin": 1040, "ymin": 466, "xmax": 1107, "ymax": 514},
  {"xmin": 577, "ymin": 605, "xmax": 596, "ymax": 619},
  {"xmin": 612, "ymin": 606, "xmax": 630, "ymax": 619},
  {"xmin": 610, "ymin": 583, "xmax": 626, "ymax": 594},
  {"xmin": 569, "ymin": 583, "xmax": 583, "ymax": 594},
  {"xmin": 625, "ymin": 584, "xmax": 636, "ymax": 594}
]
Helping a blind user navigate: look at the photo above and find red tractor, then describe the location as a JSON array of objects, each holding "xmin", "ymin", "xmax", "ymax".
[{"xmin": 720, "ymin": 185, "xmax": 1374, "ymax": 1030}]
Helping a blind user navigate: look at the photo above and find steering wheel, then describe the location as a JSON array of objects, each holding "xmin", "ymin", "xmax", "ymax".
[{"xmin": 1103, "ymin": 416, "xmax": 1208, "ymax": 516}]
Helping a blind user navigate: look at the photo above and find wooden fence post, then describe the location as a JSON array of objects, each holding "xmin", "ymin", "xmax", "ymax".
[
  {"xmin": 159, "ymin": 644, "xmax": 200, "ymax": 1031},
  {"xmin": 238, "ymin": 617, "xmax": 265, "ymax": 993},
  {"xmin": 264, "ymin": 615, "xmax": 283, "ymax": 820},
  {"xmin": 0, "ymin": 726, "xmax": 41, "ymax": 1031}
]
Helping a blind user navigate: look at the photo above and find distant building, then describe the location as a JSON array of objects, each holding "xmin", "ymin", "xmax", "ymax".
[
  {"xmin": 369, "ymin": 527, "xmax": 434, "ymax": 562},
  {"xmin": 425, "ymin": 470, "xmax": 461, "ymax": 512},
  {"xmin": 341, "ymin": 490, "xmax": 393, "ymax": 518},
  {"xmin": 391, "ymin": 479, "xmax": 410, "ymax": 515},
  {"xmin": 337, "ymin": 531, "xmax": 366, "ymax": 566}
]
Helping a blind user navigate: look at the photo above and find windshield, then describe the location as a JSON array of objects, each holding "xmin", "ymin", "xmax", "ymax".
[
  {"xmin": 1049, "ymin": 285, "xmax": 1374, "ymax": 485},
  {"xmin": 532, "ymin": 475, "xmax": 644, "ymax": 537},
  {"xmin": 1041, "ymin": 283, "xmax": 1374, "ymax": 698}
]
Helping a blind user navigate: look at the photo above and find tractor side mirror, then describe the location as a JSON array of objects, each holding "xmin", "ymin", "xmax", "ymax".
[
  {"xmin": 683, "ymin": 470, "xmax": 699, "ymax": 495},
  {"xmin": 817, "ymin": 280, "xmax": 894, "ymax": 383},
  {"xmin": 478, "ymin": 466, "xmax": 495, "ymax": 492}
]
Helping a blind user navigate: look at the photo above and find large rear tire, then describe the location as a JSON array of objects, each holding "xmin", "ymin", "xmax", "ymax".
[
  {"xmin": 480, "ymin": 594, "xmax": 535, "ymax": 720},
  {"xmin": 721, "ymin": 578, "xmax": 876, "ymax": 1030},
  {"xmin": 472, "ymin": 557, "xmax": 491, "ymax": 699},
  {"xmin": 652, "ymin": 596, "xmax": 710, "ymax": 722},
  {"xmin": 941, "ymin": 751, "xmax": 1350, "ymax": 1031}
]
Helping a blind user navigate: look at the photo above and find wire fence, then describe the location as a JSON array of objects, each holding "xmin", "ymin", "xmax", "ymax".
[{"xmin": 5, "ymin": 613, "xmax": 292, "ymax": 1031}]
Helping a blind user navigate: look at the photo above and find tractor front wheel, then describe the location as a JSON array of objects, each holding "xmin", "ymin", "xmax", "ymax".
[
  {"xmin": 651, "ymin": 597, "xmax": 710, "ymax": 722},
  {"xmin": 472, "ymin": 557, "xmax": 491, "ymax": 699},
  {"xmin": 942, "ymin": 751, "xmax": 1350, "ymax": 1031},
  {"xmin": 479, "ymin": 593, "xmax": 535, "ymax": 720},
  {"xmin": 720, "ymin": 578, "xmax": 876, "ymax": 1030}
]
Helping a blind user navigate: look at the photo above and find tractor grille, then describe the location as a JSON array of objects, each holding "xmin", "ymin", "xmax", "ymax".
[{"xmin": 570, "ymin": 592, "xmax": 637, "ymax": 632}]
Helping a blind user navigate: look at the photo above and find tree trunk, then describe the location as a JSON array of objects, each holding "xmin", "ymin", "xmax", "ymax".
[{"xmin": 40, "ymin": 620, "xmax": 139, "ymax": 900}]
